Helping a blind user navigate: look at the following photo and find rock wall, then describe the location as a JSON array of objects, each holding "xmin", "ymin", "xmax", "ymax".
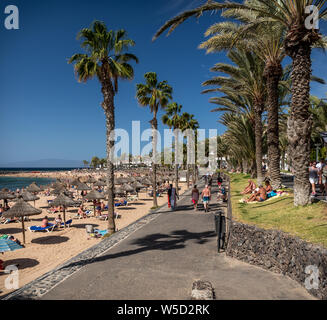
[{"xmin": 226, "ymin": 221, "xmax": 327, "ymax": 300}]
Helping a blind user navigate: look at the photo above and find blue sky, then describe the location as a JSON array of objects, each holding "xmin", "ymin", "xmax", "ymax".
[{"xmin": 1, "ymin": 0, "xmax": 327, "ymax": 163}]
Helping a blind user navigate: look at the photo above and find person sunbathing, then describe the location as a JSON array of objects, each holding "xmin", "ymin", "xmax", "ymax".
[
  {"xmin": 241, "ymin": 179, "xmax": 257, "ymax": 195},
  {"xmin": 78, "ymin": 205, "xmax": 87, "ymax": 219},
  {"xmin": 41, "ymin": 216, "xmax": 50, "ymax": 228},
  {"xmin": 246, "ymin": 185, "xmax": 267, "ymax": 203},
  {"xmin": 265, "ymin": 180, "xmax": 273, "ymax": 193},
  {"xmin": 55, "ymin": 214, "xmax": 63, "ymax": 227}
]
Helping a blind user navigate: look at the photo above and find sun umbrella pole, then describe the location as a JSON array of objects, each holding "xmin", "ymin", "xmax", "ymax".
[
  {"xmin": 63, "ymin": 206, "xmax": 66, "ymax": 229},
  {"xmin": 22, "ymin": 217, "xmax": 26, "ymax": 244}
]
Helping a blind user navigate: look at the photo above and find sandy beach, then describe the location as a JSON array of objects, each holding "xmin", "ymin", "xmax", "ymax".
[{"xmin": 0, "ymin": 171, "xmax": 189, "ymax": 297}]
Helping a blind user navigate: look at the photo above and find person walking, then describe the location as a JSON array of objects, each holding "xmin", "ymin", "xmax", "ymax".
[
  {"xmin": 309, "ymin": 162, "xmax": 319, "ymax": 196},
  {"xmin": 191, "ymin": 185, "xmax": 200, "ymax": 211},
  {"xmin": 201, "ymin": 185, "xmax": 211, "ymax": 213},
  {"xmin": 168, "ymin": 184, "xmax": 179, "ymax": 211}
]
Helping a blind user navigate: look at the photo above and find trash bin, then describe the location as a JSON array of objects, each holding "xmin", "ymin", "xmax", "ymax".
[{"xmin": 214, "ymin": 211, "xmax": 226, "ymax": 253}]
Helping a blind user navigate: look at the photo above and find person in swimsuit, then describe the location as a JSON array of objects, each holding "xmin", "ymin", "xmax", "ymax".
[
  {"xmin": 201, "ymin": 185, "xmax": 211, "ymax": 212},
  {"xmin": 191, "ymin": 185, "xmax": 200, "ymax": 211}
]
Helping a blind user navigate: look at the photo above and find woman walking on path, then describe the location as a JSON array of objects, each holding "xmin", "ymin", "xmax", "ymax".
[
  {"xmin": 309, "ymin": 162, "xmax": 319, "ymax": 196},
  {"xmin": 201, "ymin": 185, "xmax": 211, "ymax": 213},
  {"xmin": 168, "ymin": 184, "xmax": 179, "ymax": 211},
  {"xmin": 191, "ymin": 185, "xmax": 199, "ymax": 211}
]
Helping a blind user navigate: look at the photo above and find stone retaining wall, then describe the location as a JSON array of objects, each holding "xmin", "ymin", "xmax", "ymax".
[{"xmin": 226, "ymin": 221, "xmax": 327, "ymax": 300}]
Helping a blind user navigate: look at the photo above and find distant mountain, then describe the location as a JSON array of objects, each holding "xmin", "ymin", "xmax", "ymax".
[{"xmin": 0, "ymin": 159, "xmax": 84, "ymax": 168}]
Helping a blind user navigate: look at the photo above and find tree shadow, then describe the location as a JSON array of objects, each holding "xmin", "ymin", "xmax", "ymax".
[
  {"xmin": 31, "ymin": 236, "xmax": 69, "ymax": 245},
  {"xmin": 60, "ymin": 229, "xmax": 216, "ymax": 271},
  {"xmin": 116, "ymin": 207, "xmax": 136, "ymax": 211},
  {"xmin": 3, "ymin": 258, "xmax": 39, "ymax": 270}
]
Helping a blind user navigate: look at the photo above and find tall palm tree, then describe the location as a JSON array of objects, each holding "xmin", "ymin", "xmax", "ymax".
[
  {"xmin": 199, "ymin": 15, "xmax": 286, "ymax": 189},
  {"xmin": 153, "ymin": 0, "xmax": 327, "ymax": 205},
  {"xmin": 136, "ymin": 72, "xmax": 173, "ymax": 207},
  {"xmin": 203, "ymin": 49, "xmax": 267, "ymax": 184},
  {"xmin": 162, "ymin": 102, "xmax": 183, "ymax": 193},
  {"xmin": 180, "ymin": 113, "xmax": 200, "ymax": 187},
  {"xmin": 69, "ymin": 21, "xmax": 138, "ymax": 233}
]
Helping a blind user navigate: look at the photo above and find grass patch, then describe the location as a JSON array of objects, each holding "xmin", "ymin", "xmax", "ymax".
[{"xmin": 230, "ymin": 173, "xmax": 327, "ymax": 248}]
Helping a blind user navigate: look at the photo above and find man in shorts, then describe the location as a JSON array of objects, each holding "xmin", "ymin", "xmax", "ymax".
[{"xmin": 201, "ymin": 185, "xmax": 211, "ymax": 212}]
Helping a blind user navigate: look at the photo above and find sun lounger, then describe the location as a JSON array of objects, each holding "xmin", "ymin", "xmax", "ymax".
[
  {"xmin": 60, "ymin": 219, "xmax": 72, "ymax": 227},
  {"xmin": 114, "ymin": 200, "xmax": 128, "ymax": 207},
  {"xmin": 28, "ymin": 224, "xmax": 56, "ymax": 232}
]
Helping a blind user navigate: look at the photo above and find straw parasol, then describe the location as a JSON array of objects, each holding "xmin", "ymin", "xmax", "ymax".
[
  {"xmin": 50, "ymin": 193, "xmax": 76, "ymax": 228},
  {"xmin": 94, "ymin": 180, "xmax": 106, "ymax": 187},
  {"xmin": 16, "ymin": 191, "xmax": 40, "ymax": 207},
  {"xmin": 26, "ymin": 182, "xmax": 41, "ymax": 193},
  {"xmin": 70, "ymin": 178, "xmax": 81, "ymax": 186},
  {"xmin": 114, "ymin": 186, "xmax": 126, "ymax": 196},
  {"xmin": 76, "ymin": 182, "xmax": 91, "ymax": 191},
  {"xmin": 142, "ymin": 178, "xmax": 152, "ymax": 186},
  {"xmin": 86, "ymin": 176, "xmax": 97, "ymax": 184},
  {"xmin": 3, "ymin": 198, "xmax": 42, "ymax": 244},
  {"xmin": 0, "ymin": 190, "xmax": 16, "ymax": 207},
  {"xmin": 83, "ymin": 190, "xmax": 106, "ymax": 217},
  {"xmin": 122, "ymin": 184, "xmax": 135, "ymax": 193}
]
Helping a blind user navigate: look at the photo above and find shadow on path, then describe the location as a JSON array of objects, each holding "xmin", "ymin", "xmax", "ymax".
[{"xmin": 59, "ymin": 229, "xmax": 216, "ymax": 272}]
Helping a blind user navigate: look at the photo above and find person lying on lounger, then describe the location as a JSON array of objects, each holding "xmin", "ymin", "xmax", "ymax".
[
  {"xmin": 245, "ymin": 185, "xmax": 267, "ymax": 203},
  {"xmin": 265, "ymin": 180, "xmax": 273, "ymax": 193},
  {"xmin": 41, "ymin": 216, "xmax": 50, "ymax": 228},
  {"xmin": 241, "ymin": 179, "xmax": 257, "ymax": 195}
]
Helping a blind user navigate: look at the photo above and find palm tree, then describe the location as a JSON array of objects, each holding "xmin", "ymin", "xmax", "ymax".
[
  {"xmin": 83, "ymin": 160, "xmax": 89, "ymax": 168},
  {"xmin": 199, "ymin": 15, "xmax": 286, "ymax": 189},
  {"xmin": 136, "ymin": 72, "xmax": 173, "ymax": 207},
  {"xmin": 69, "ymin": 21, "xmax": 138, "ymax": 233},
  {"xmin": 180, "ymin": 113, "xmax": 199, "ymax": 187},
  {"xmin": 162, "ymin": 102, "xmax": 183, "ymax": 193},
  {"xmin": 203, "ymin": 49, "xmax": 267, "ymax": 184},
  {"xmin": 153, "ymin": 0, "xmax": 327, "ymax": 205}
]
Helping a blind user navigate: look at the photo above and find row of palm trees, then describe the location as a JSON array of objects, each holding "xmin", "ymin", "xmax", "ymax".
[
  {"xmin": 153, "ymin": 0, "xmax": 327, "ymax": 207},
  {"xmin": 69, "ymin": 22, "xmax": 200, "ymax": 232}
]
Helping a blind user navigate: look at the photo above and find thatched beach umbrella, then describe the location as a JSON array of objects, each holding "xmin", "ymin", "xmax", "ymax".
[
  {"xmin": 142, "ymin": 178, "xmax": 152, "ymax": 186},
  {"xmin": 84, "ymin": 190, "xmax": 106, "ymax": 217},
  {"xmin": 16, "ymin": 191, "xmax": 40, "ymax": 207},
  {"xmin": 122, "ymin": 184, "xmax": 135, "ymax": 193},
  {"xmin": 26, "ymin": 182, "xmax": 41, "ymax": 193},
  {"xmin": 94, "ymin": 180, "xmax": 106, "ymax": 187},
  {"xmin": 86, "ymin": 176, "xmax": 97, "ymax": 184},
  {"xmin": 76, "ymin": 182, "xmax": 91, "ymax": 191},
  {"xmin": 3, "ymin": 198, "xmax": 42, "ymax": 244},
  {"xmin": 114, "ymin": 186, "xmax": 125, "ymax": 196},
  {"xmin": 0, "ymin": 190, "xmax": 16, "ymax": 207},
  {"xmin": 70, "ymin": 178, "xmax": 81, "ymax": 186},
  {"xmin": 50, "ymin": 193, "xmax": 76, "ymax": 228}
]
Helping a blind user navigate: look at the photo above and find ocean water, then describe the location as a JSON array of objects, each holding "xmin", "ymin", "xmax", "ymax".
[{"xmin": 0, "ymin": 177, "xmax": 56, "ymax": 191}]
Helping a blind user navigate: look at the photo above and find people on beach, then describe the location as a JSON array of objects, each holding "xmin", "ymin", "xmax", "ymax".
[
  {"xmin": 321, "ymin": 160, "xmax": 327, "ymax": 200},
  {"xmin": 201, "ymin": 185, "xmax": 211, "ymax": 212},
  {"xmin": 55, "ymin": 214, "xmax": 62, "ymax": 227},
  {"xmin": 78, "ymin": 205, "xmax": 87, "ymax": 219},
  {"xmin": 191, "ymin": 185, "xmax": 199, "ymax": 210},
  {"xmin": 241, "ymin": 179, "xmax": 256, "ymax": 195},
  {"xmin": 41, "ymin": 216, "xmax": 50, "ymax": 228}
]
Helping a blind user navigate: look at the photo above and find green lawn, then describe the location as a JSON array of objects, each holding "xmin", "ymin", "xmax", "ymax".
[{"xmin": 229, "ymin": 173, "xmax": 327, "ymax": 247}]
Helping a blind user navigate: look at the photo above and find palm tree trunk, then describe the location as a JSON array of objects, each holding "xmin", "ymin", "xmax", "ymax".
[
  {"xmin": 101, "ymin": 65, "xmax": 116, "ymax": 234},
  {"xmin": 287, "ymin": 44, "xmax": 312, "ymax": 206},
  {"xmin": 174, "ymin": 130, "xmax": 179, "ymax": 194},
  {"xmin": 151, "ymin": 113, "xmax": 158, "ymax": 208},
  {"xmin": 265, "ymin": 63, "xmax": 282, "ymax": 189},
  {"xmin": 254, "ymin": 102, "xmax": 264, "ymax": 185}
]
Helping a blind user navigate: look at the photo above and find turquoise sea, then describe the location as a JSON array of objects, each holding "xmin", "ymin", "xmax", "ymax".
[{"xmin": 0, "ymin": 177, "xmax": 56, "ymax": 191}]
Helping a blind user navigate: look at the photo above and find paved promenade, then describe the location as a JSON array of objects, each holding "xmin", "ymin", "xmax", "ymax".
[{"xmin": 35, "ymin": 179, "xmax": 313, "ymax": 300}]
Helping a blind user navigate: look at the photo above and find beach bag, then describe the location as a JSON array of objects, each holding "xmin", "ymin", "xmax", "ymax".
[{"xmin": 267, "ymin": 191, "xmax": 277, "ymax": 198}]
